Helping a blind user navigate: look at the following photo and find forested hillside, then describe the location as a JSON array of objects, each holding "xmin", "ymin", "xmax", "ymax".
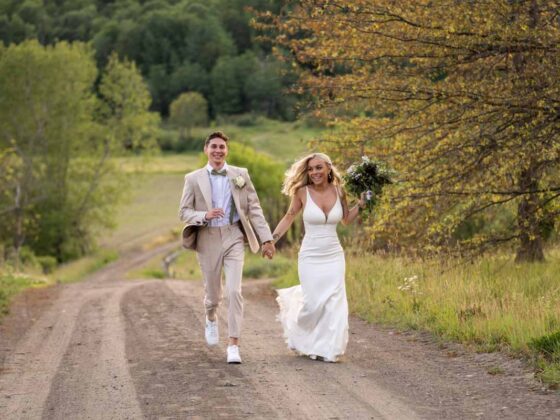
[{"xmin": 0, "ymin": 0, "xmax": 293, "ymax": 117}]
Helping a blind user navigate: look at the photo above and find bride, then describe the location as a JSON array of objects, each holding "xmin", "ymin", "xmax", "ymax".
[{"xmin": 271, "ymin": 153, "xmax": 365, "ymax": 362}]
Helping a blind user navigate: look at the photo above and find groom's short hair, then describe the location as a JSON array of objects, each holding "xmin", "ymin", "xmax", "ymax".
[{"xmin": 205, "ymin": 131, "xmax": 229, "ymax": 146}]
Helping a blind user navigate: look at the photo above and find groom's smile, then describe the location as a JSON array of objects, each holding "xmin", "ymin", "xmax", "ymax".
[{"xmin": 204, "ymin": 138, "xmax": 228, "ymax": 169}]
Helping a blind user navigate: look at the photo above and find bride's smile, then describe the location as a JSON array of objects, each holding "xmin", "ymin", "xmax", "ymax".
[{"xmin": 307, "ymin": 158, "xmax": 329, "ymax": 186}]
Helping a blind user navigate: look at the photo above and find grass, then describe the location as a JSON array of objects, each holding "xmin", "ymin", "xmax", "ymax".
[
  {"xmin": 127, "ymin": 248, "xmax": 201, "ymax": 280},
  {"xmin": 99, "ymin": 173, "xmax": 186, "ymax": 250},
  {"xmin": 113, "ymin": 153, "xmax": 200, "ymax": 174},
  {"xmin": 52, "ymin": 249, "xmax": 119, "ymax": 284},
  {"xmin": 0, "ymin": 272, "xmax": 47, "ymax": 315}
]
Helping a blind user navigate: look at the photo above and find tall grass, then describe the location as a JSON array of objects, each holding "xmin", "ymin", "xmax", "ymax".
[{"xmin": 345, "ymin": 251, "xmax": 560, "ymax": 351}]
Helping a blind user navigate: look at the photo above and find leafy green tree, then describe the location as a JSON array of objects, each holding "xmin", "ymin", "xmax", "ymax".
[
  {"xmin": 214, "ymin": 0, "xmax": 283, "ymax": 53},
  {"xmin": 169, "ymin": 61, "xmax": 210, "ymax": 99},
  {"xmin": 244, "ymin": 57, "xmax": 284, "ymax": 118},
  {"xmin": 211, "ymin": 52, "xmax": 258, "ymax": 115},
  {"xmin": 98, "ymin": 52, "xmax": 160, "ymax": 152},
  {"xmin": 0, "ymin": 0, "xmax": 295, "ymax": 118},
  {"xmin": 169, "ymin": 92, "xmax": 208, "ymax": 139},
  {"xmin": 0, "ymin": 40, "xmax": 100, "ymax": 262},
  {"xmin": 99, "ymin": 2, "xmax": 235, "ymax": 113}
]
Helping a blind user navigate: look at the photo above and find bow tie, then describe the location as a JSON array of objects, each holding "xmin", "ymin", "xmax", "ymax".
[{"xmin": 211, "ymin": 169, "xmax": 227, "ymax": 176}]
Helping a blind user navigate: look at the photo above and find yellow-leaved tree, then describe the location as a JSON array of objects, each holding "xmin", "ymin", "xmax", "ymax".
[{"xmin": 269, "ymin": 0, "xmax": 560, "ymax": 261}]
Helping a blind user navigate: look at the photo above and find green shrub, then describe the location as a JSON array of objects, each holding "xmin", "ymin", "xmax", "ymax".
[
  {"xmin": 157, "ymin": 129, "xmax": 204, "ymax": 152},
  {"xmin": 530, "ymin": 331, "xmax": 560, "ymax": 361},
  {"xmin": 37, "ymin": 255, "xmax": 57, "ymax": 274},
  {"xmin": 0, "ymin": 273, "xmax": 41, "ymax": 315},
  {"xmin": 142, "ymin": 268, "xmax": 165, "ymax": 279},
  {"xmin": 243, "ymin": 255, "xmax": 293, "ymax": 279}
]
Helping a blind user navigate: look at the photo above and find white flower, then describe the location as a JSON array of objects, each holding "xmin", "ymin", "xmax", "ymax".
[
  {"xmin": 233, "ymin": 175, "xmax": 246, "ymax": 189},
  {"xmin": 398, "ymin": 275, "xmax": 421, "ymax": 295}
]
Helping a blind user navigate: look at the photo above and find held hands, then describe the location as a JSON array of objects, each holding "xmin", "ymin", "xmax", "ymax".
[
  {"xmin": 261, "ymin": 241, "xmax": 276, "ymax": 260},
  {"xmin": 205, "ymin": 208, "xmax": 225, "ymax": 220}
]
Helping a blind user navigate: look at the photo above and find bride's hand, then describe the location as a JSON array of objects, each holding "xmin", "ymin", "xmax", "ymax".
[{"xmin": 359, "ymin": 192, "xmax": 367, "ymax": 209}]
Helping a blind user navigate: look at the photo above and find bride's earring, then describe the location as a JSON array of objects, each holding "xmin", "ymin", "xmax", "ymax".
[{"xmin": 328, "ymin": 172, "xmax": 333, "ymax": 182}]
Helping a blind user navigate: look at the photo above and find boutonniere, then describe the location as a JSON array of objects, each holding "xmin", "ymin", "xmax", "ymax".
[{"xmin": 233, "ymin": 175, "xmax": 246, "ymax": 189}]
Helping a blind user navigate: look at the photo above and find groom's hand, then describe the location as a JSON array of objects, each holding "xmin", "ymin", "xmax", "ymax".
[
  {"xmin": 205, "ymin": 208, "xmax": 225, "ymax": 220},
  {"xmin": 262, "ymin": 241, "xmax": 275, "ymax": 259}
]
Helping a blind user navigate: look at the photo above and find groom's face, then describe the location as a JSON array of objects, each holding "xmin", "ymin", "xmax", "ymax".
[{"xmin": 204, "ymin": 138, "xmax": 228, "ymax": 168}]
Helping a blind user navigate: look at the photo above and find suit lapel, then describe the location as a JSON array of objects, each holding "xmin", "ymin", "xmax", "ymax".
[
  {"xmin": 197, "ymin": 168, "xmax": 213, "ymax": 210},
  {"xmin": 227, "ymin": 167, "xmax": 242, "ymax": 214}
]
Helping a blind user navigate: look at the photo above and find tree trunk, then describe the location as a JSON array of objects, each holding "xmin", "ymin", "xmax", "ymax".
[
  {"xmin": 14, "ymin": 183, "xmax": 24, "ymax": 271},
  {"xmin": 514, "ymin": 1, "xmax": 543, "ymax": 263},
  {"xmin": 515, "ymin": 167, "xmax": 544, "ymax": 263}
]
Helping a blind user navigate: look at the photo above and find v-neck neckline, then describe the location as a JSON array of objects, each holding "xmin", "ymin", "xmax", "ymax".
[{"xmin": 307, "ymin": 187, "xmax": 338, "ymax": 222}]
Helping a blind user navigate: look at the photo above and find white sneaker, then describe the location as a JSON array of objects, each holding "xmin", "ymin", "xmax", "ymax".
[
  {"xmin": 227, "ymin": 345, "xmax": 242, "ymax": 364},
  {"xmin": 205, "ymin": 318, "xmax": 219, "ymax": 346}
]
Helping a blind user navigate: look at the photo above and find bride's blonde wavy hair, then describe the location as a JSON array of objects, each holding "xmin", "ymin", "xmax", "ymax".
[{"xmin": 281, "ymin": 152, "xmax": 344, "ymax": 197}]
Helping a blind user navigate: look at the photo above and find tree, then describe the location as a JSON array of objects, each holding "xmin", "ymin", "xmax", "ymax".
[
  {"xmin": 0, "ymin": 40, "xmax": 100, "ymax": 262},
  {"xmin": 169, "ymin": 92, "xmax": 208, "ymax": 139},
  {"xmin": 98, "ymin": 52, "xmax": 160, "ymax": 152},
  {"xmin": 273, "ymin": 0, "xmax": 560, "ymax": 261},
  {"xmin": 210, "ymin": 52, "xmax": 258, "ymax": 115},
  {"xmin": 244, "ymin": 56, "xmax": 285, "ymax": 118}
]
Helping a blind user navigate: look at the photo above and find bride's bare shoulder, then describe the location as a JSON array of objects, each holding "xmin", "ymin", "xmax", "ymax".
[
  {"xmin": 294, "ymin": 186, "xmax": 307, "ymax": 197},
  {"xmin": 293, "ymin": 186, "xmax": 307, "ymax": 205}
]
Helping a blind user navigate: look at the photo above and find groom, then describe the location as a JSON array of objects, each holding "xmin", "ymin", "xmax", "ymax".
[{"xmin": 179, "ymin": 131, "xmax": 276, "ymax": 363}]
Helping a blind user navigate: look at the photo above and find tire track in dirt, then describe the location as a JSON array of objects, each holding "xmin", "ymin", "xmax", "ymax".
[
  {"xmin": 0, "ymin": 243, "xmax": 176, "ymax": 419},
  {"xmin": 42, "ymin": 283, "xmax": 146, "ymax": 419}
]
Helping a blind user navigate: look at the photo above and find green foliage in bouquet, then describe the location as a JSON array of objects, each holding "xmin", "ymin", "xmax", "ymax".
[{"xmin": 343, "ymin": 156, "xmax": 394, "ymax": 211}]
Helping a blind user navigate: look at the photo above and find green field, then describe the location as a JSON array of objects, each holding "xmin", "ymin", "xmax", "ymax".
[{"xmin": 100, "ymin": 173, "xmax": 186, "ymax": 251}]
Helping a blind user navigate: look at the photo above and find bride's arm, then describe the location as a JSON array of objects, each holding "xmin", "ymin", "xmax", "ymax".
[
  {"xmin": 341, "ymin": 188, "xmax": 365, "ymax": 225},
  {"xmin": 271, "ymin": 191, "xmax": 303, "ymax": 243}
]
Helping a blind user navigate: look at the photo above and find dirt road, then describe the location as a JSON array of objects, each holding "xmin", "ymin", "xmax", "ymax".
[{"xmin": 1, "ymin": 245, "xmax": 559, "ymax": 419}]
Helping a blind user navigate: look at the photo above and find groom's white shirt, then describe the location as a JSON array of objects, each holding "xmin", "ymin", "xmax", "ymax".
[{"xmin": 206, "ymin": 162, "xmax": 239, "ymax": 227}]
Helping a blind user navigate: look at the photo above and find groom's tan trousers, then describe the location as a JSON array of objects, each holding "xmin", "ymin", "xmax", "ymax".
[{"xmin": 196, "ymin": 222, "xmax": 245, "ymax": 338}]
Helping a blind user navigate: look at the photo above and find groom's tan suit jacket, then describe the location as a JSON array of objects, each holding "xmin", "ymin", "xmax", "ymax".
[{"xmin": 179, "ymin": 165, "xmax": 273, "ymax": 253}]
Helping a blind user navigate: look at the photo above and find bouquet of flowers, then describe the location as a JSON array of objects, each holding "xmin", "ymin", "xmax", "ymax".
[{"xmin": 344, "ymin": 156, "xmax": 394, "ymax": 211}]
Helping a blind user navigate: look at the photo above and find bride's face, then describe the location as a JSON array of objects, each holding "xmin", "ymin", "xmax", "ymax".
[{"xmin": 307, "ymin": 157, "xmax": 330, "ymax": 186}]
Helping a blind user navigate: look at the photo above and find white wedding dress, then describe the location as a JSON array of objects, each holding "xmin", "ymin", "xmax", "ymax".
[{"xmin": 276, "ymin": 187, "xmax": 349, "ymax": 361}]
